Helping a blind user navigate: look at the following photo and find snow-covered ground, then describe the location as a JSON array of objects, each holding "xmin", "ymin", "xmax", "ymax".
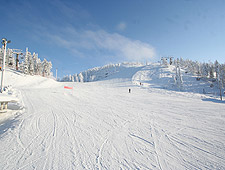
[{"xmin": 0, "ymin": 64, "xmax": 225, "ymax": 169}]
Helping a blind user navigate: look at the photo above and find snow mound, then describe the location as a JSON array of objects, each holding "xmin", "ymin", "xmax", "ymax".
[
  {"xmin": 0, "ymin": 69, "xmax": 59, "ymax": 125},
  {"xmin": 4, "ymin": 69, "xmax": 60, "ymax": 89}
]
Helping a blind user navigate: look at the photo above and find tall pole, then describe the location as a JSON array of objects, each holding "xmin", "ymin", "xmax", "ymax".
[
  {"xmin": 16, "ymin": 53, "xmax": 19, "ymax": 70},
  {"xmin": 1, "ymin": 40, "xmax": 7, "ymax": 93},
  {"xmin": 56, "ymin": 68, "xmax": 58, "ymax": 80},
  {"xmin": 1, "ymin": 38, "xmax": 11, "ymax": 93}
]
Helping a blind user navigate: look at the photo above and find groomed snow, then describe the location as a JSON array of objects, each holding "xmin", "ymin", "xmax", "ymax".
[{"xmin": 0, "ymin": 64, "xmax": 225, "ymax": 169}]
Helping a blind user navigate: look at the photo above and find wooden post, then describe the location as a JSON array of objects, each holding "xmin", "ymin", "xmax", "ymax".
[{"xmin": 0, "ymin": 103, "xmax": 3, "ymax": 110}]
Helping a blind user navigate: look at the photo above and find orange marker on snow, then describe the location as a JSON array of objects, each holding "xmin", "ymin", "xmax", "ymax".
[{"xmin": 64, "ymin": 86, "xmax": 73, "ymax": 89}]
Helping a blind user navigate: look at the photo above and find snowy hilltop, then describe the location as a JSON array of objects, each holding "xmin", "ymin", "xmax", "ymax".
[
  {"xmin": 0, "ymin": 61, "xmax": 225, "ymax": 169},
  {"xmin": 61, "ymin": 59, "xmax": 225, "ymax": 99},
  {"xmin": 60, "ymin": 62, "xmax": 144, "ymax": 82}
]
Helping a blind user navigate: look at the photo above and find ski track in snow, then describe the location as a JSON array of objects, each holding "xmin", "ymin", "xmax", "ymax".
[{"xmin": 0, "ymin": 65, "xmax": 225, "ymax": 169}]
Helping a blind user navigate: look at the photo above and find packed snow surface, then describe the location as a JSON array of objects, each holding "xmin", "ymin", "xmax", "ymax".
[{"xmin": 0, "ymin": 64, "xmax": 225, "ymax": 169}]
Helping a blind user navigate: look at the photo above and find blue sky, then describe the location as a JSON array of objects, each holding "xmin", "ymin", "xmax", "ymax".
[{"xmin": 1, "ymin": 0, "xmax": 225, "ymax": 78}]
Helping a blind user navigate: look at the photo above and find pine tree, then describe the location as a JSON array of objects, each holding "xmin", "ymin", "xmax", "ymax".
[
  {"xmin": 216, "ymin": 64, "xmax": 223, "ymax": 100},
  {"xmin": 201, "ymin": 63, "xmax": 209, "ymax": 78},
  {"xmin": 73, "ymin": 74, "xmax": 79, "ymax": 82},
  {"xmin": 42, "ymin": 59, "xmax": 48, "ymax": 77},
  {"xmin": 37, "ymin": 58, "xmax": 42, "ymax": 76},
  {"xmin": 78, "ymin": 72, "xmax": 84, "ymax": 82},
  {"xmin": 209, "ymin": 63, "xmax": 215, "ymax": 79},
  {"xmin": 33, "ymin": 52, "xmax": 39, "ymax": 75},
  {"xmin": 219, "ymin": 64, "xmax": 225, "ymax": 92},
  {"xmin": 41, "ymin": 59, "xmax": 52, "ymax": 77},
  {"xmin": 10, "ymin": 54, "xmax": 16, "ymax": 69},
  {"xmin": 46, "ymin": 61, "xmax": 52, "ymax": 77},
  {"xmin": 161, "ymin": 57, "xmax": 168, "ymax": 66},
  {"xmin": 28, "ymin": 54, "xmax": 34, "ymax": 75},
  {"xmin": 71, "ymin": 75, "xmax": 74, "ymax": 82},
  {"xmin": 23, "ymin": 48, "xmax": 29, "ymax": 74},
  {"xmin": 175, "ymin": 58, "xmax": 183, "ymax": 89},
  {"xmin": 214, "ymin": 60, "xmax": 220, "ymax": 82}
]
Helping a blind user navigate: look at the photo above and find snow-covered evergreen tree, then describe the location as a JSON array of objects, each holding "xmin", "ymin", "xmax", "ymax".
[
  {"xmin": 161, "ymin": 57, "xmax": 168, "ymax": 66},
  {"xmin": 221, "ymin": 64, "xmax": 225, "ymax": 90},
  {"xmin": 68, "ymin": 75, "xmax": 72, "ymax": 82},
  {"xmin": 201, "ymin": 63, "xmax": 209, "ymax": 78},
  {"xmin": 28, "ymin": 54, "xmax": 34, "ymax": 75},
  {"xmin": 71, "ymin": 75, "xmax": 74, "ymax": 82},
  {"xmin": 209, "ymin": 63, "xmax": 215, "ymax": 79},
  {"xmin": 174, "ymin": 58, "xmax": 183, "ymax": 88},
  {"xmin": 0, "ymin": 46, "xmax": 52, "ymax": 77},
  {"xmin": 23, "ymin": 48, "xmax": 29, "ymax": 74},
  {"xmin": 214, "ymin": 60, "xmax": 220, "ymax": 81},
  {"xmin": 46, "ymin": 61, "xmax": 52, "ymax": 77},
  {"xmin": 41, "ymin": 59, "xmax": 52, "ymax": 77},
  {"xmin": 33, "ymin": 52, "xmax": 39, "ymax": 75},
  {"xmin": 10, "ymin": 54, "xmax": 16, "ymax": 69},
  {"xmin": 37, "ymin": 58, "xmax": 43, "ymax": 76},
  {"xmin": 78, "ymin": 72, "xmax": 84, "ymax": 82},
  {"xmin": 216, "ymin": 64, "xmax": 224, "ymax": 100},
  {"xmin": 73, "ymin": 74, "xmax": 79, "ymax": 82}
]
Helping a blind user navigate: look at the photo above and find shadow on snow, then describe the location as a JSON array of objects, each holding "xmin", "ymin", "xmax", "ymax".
[
  {"xmin": 0, "ymin": 115, "xmax": 20, "ymax": 137},
  {"xmin": 202, "ymin": 98, "xmax": 225, "ymax": 104}
]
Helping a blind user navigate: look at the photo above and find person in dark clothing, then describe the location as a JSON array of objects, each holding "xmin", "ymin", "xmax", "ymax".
[{"xmin": 129, "ymin": 89, "xmax": 131, "ymax": 93}]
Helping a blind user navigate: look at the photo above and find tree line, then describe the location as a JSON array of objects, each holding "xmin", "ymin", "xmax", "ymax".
[
  {"xmin": 0, "ymin": 47, "xmax": 52, "ymax": 77},
  {"xmin": 61, "ymin": 63, "xmax": 122, "ymax": 82},
  {"xmin": 161, "ymin": 57, "xmax": 225, "ymax": 99}
]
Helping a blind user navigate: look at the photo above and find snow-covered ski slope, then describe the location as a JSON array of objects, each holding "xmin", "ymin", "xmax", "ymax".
[{"xmin": 0, "ymin": 63, "xmax": 225, "ymax": 170}]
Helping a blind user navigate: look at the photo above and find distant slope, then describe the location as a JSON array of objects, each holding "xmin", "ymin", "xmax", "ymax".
[
  {"xmin": 61, "ymin": 62, "xmax": 145, "ymax": 82},
  {"xmin": 62, "ymin": 62, "xmax": 222, "ymax": 98},
  {"xmin": 132, "ymin": 63, "xmax": 222, "ymax": 98}
]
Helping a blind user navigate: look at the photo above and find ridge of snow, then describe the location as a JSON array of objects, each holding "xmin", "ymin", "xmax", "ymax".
[{"xmin": 61, "ymin": 62, "xmax": 145, "ymax": 82}]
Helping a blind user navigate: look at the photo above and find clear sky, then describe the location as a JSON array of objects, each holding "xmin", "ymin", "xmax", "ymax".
[{"xmin": 1, "ymin": 0, "xmax": 225, "ymax": 78}]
